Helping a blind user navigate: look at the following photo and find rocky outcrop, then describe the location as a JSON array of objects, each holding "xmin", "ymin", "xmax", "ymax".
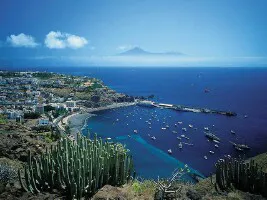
[
  {"xmin": 92, "ymin": 185, "xmax": 128, "ymax": 200},
  {"xmin": 0, "ymin": 123, "xmax": 50, "ymax": 163}
]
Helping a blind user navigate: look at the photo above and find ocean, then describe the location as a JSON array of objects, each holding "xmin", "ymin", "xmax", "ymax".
[{"xmin": 5, "ymin": 66, "xmax": 267, "ymax": 180}]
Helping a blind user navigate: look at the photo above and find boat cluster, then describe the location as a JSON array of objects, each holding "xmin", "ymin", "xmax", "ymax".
[{"xmin": 112, "ymin": 106, "xmax": 250, "ymax": 160}]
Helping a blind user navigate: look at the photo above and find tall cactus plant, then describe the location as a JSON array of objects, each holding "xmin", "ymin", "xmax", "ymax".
[
  {"xmin": 215, "ymin": 158, "xmax": 267, "ymax": 198},
  {"xmin": 18, "ymin": 133, "xmax": 134, "ymax": 199}
]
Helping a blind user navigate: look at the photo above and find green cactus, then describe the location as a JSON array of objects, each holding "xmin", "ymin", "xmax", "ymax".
[
  {"xmin": 18, "ymin": 133, "xmax": 134, "ymax": 199},
  {"xmin": 215, "ymin": 158, "xmax": 267, "ymax": 197}
]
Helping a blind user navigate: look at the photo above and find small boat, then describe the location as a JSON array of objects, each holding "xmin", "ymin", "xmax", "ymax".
[
  {"xmin": 178, "ymin": 142, "xmax": 183, "ymax": 149},
  {"xmin": 149, "ymin": 127, "xmax": 152, "ymax": 129},
  {"xmin": 204, "ymin": 89, "xmax": 210, "ymax": 93},
  {"xmin": 161, "ymin": 127, "xmax": 166, "ymax": 130},
  {"xmin": 174, "ymin": 124, "xmax": 177, "ymax": 127},
  {"xmin": 235, "ymin": 146, "xmax": 244, "ymax": 151},
  {"xmin": 230, "ymin": 130, "xmax": 236, "ymax": 134},
  {"xmin": 172, "ymin": 131, "xmax": 177, "ymax": 134},
  {"xmin": 181, "ymin": 135, "xmax": 190, "ymax": 140},
  {"xmin": 106, "ymin": 137, "xmax": 112, "ymax": 140},
  {"xmin": 204, "ymin": 127, "xmax": 209, "ymax": 131},
  {"xmin": 215, "ymin": 144, "xmax": 219, "ymax": 148},
  {"xmin": 230, "ymin": 141, "xmax": 250, "ymax": 150},
  {"xmin": 209, "ymin": 151, "xmax": 215, "ymax": 154},
  {"xmin": 244, "ymin": 115, "xmax": 248, "ymax": 118},
  {"xmin": 189, "ymin": 124, "xmax": 193, "ymax": 128},
  {"xmin": 177, "ymin": 137, "xmax": 181, "ymax": 140},
  {"xmin": 168, "ymin": 149, "xmax": 172, "ymax": 154},
  {"xmin": 116, "ymin": 119, "xmax": 119, "ymax": 121},
  {"xmin": 151, "ymin": 136, "xmax": 156, "ymax": 140},
  {"xmin": 183, "ymin": 142, "xmax": 194, "ymax": 146},
  {"xmin": 178, "ymin": 121, "xmax": 183, "ymax": 124},
  {"xmin": 133, "ymin": 130, "xmax": 138, "ymax": 134},
  {"xmin": 128, "ymin": 135, "xmax": 131, "ymax": 137},
  {"xmin": 166, "ymin": 125, "xmax": 170, "ymax": 129},
  {"xmin": 213, "ymin": 140, "xmax": 220, "ymax": 144},
  {"xmin": 205, "ymin": 132, "xmax": 220, "ymax": 141},
  {"xmin": 204, "ymin": 156, "xmax": 208, "ymax": 160},
  {"xmin": 182, "ymin": 128, "xmax": 187, "ymax": 132}
]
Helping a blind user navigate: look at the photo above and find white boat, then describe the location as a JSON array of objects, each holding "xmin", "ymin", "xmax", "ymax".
[
  {"xmin": 174, "ymin": 124, "xmax": 177, "ymax": 127},
  {"xmin": 133, "ymin": 130, "xmax": 138, "ymax": 134},
  {"xmin": 204, "ymin": 156, "xmax": 208, "ymax": 160},
  {"xmin": 230, "ymin": 130, "xmax": 236, "ymax": 134},
  {"xmin": 168, "ymin": 149, "xmax": 172, "ymax": 154},
  {"xmin": 184, "ymin": 142, "xmax": 194, "ymax": 146},
  {"xmin": 209, "ymin": 151, "xmax": 215, "ymax": 154},
  {"xmin": 106, "ymin": 137, "xmax": 112, "ymax": 140},
  {"xmin": 213, "ymin": 140, "xmax": 220, "ymax": 144},
  {"xmin": 182, "ymin": 128, "xmax": 187, "ymax": 132},
  {"xmin": 149, "ymin": 127, "xmax": 152, "ymax": 129},
  {"xmin": 204, "ymin": 127, "xmax": 209, "ymax": 131},
  {"xmin": 178, "ymin": 121, "xmax": 183, "ymax": 124},
  {"xmin": 116, "ymin": 119, "xmax": 119, "ymax": 121},
  {"xmin": 161, "ymin": 127, "xmax": 166, "ymax": 130},
  {"xmin": 166, "ymin": 125, "xmax": 170, "ymax": 129},
  {"xmin": 172, "ymin": 131, "xmax": 177, "ymax": 134},
  {"xmin": 215, "ymin": 144, "xmax": 219, "ymax": 148},
  {"xmin": 151, "ymin": 136, "xmax": 156, "ymax": 140},
  {"xmin": 189, "ymin": 124, "xmax": 193, "ymax": 128},
  {"xmin": 177, "ymin": 137, "xmax": 181, "ymax": 140},
  {"xmin": 178, "ymin": 142, "xmax": 183, "ymax": 149}
]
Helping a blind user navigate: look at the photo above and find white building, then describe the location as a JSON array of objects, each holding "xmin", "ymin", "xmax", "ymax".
[
  {"xmin": 38, "ymin": 118, "xmax": 49, "ymax": 126},
  {"xmin": 66, "ymin": 101, "xmax": 76, "ymax": 108}
]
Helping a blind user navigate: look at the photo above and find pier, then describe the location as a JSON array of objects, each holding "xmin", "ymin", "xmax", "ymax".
[{"xmin": 137, "ymin": 100, "xmax": 237, "ymax": 117}]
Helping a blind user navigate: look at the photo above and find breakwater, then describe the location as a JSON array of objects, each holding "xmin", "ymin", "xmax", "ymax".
[{"xmin": 138, "ymin": 101, "xmax": 237, "ymax": 117}]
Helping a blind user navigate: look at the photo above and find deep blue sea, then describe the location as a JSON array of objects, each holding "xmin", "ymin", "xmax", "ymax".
[{"xmin": 4, "ymin": 66, "xmax": 267, "ymax": 180}]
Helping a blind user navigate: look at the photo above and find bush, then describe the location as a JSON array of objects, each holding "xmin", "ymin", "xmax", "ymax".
[{"xmin": 0, "ymin": 164, "xmax": 17, "ymax": 185}]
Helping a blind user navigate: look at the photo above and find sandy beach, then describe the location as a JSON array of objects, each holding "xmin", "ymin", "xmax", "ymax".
[{"xmin": 65, "ymin": 102, "xmax": 136, "ymax": 135}]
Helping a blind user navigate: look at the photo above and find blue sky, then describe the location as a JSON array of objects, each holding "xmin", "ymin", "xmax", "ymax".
[{"xmin": 0, "ymin": 0, "xmax": 267, "ymax": 66}]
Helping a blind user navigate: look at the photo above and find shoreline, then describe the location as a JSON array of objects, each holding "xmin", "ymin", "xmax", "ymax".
[{"xmin": 66, "ymin": 102, "xmax": 136, "ymax": 135}]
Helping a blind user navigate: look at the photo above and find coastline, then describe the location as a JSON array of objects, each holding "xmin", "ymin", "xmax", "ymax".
[{"xmin": 66, "ymin": 102, "xmax": 136, "ymax": 135}]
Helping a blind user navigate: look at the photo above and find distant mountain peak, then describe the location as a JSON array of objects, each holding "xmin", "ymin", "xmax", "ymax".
[
  {"xmin": 118, "ymin": 47, "xmax": 151, "ymax": 56},
  {"xmin": 118, "ymin": 47, "xmax": 185, "ymax": 56}
]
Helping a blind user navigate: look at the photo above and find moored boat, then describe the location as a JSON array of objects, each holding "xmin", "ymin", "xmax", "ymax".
[{"xmin": 205, "ymin": 132, "xmax": 220, "ymax": 141}]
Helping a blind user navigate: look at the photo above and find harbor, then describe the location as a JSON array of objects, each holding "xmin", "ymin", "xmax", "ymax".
[{"xmin": 137, "ymin": 100, "xmax": 237, "ymax": 117}]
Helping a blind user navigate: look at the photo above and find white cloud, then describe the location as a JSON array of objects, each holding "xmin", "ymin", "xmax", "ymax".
[
  {"xmin": 45, "ymin": 31, "xmax": 88, "ymax": 49},
  {"xmin": 6, "ymin": 33, "xmax": 39, "ymax": 48}
]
